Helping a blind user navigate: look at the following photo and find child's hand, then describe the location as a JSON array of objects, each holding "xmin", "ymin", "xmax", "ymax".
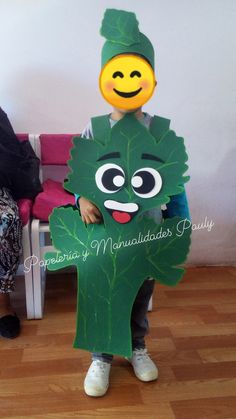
[{"xmin": 79, "ymin": 197, "xmax": 103, "ymax": 224}]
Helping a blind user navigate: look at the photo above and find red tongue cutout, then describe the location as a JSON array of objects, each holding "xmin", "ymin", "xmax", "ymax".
[{"xmin": 112, "ymin": 211, "xmax": 131, "ymax": 224}]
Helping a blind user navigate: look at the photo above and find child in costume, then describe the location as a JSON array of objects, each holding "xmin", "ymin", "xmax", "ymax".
[{"xmin": 77, "ymin": 9, "xmax": 190, "ymax": 397}]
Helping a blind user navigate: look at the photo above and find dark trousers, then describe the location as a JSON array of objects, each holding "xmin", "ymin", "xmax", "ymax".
[{"xmin": 92, "ymin": 278, "xmax": 155, "ymax": 363}]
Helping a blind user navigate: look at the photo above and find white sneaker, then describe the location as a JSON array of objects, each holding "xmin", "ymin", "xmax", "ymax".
[
  {"xmin": 129, "ymin": 348, "xmax": 158, "ymax": 382},
  {"xmin": 84, "ymin": 360, "xmax": 111, "ymax": 397}
]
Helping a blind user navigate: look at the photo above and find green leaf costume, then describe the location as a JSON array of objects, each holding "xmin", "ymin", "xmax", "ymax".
[
  {"xmin": 100, "ymin": 8, "xmax": 155, "ymax": 70},
  {"xmin": 45, "ymin": 114, "xmax": 191, "ymax": 357},
  {"xmin": 100, "ymin": 9, "xmax": 140, "ymax": 46}
]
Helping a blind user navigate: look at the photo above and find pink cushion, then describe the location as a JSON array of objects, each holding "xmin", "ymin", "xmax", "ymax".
[
  {"xmin": 17, "ymin": 199, "xmax": 33, "ymax": 226},
  {"xmin": 32, "ymin": 179, "xmax": 75, "ymax": 221},
  {"xmin": 16, "ymin": 134, "xmax": 29, "ymax": 142},
  {"xmin": 40, "ymin": 134, "xmax": 79, "ymax": 165}
]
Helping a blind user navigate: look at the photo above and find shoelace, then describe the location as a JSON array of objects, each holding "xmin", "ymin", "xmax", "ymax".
[
  {"xmin": 133, "ymin": 348, "xmax": 150, "ymax": 362},
  {"xmin": 91, "ymin": 361, "xmax": 108, "ymax": 375}
]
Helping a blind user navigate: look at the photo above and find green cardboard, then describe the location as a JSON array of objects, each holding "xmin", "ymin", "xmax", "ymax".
[
  {"xmin": 45, "ymin": 113, "xmax": 191, "ymax": 357},
  {"xmin": 100, "ymin": 9, "xmax": 155, "ymax": 69},
  {"xmin": 100, "ymin": 9, "xmax": 140, "ymax": 46}
]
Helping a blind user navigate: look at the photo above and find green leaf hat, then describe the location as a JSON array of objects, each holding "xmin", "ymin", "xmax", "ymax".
[{"xmin": 100, "ymin": 9, "xmax": 155, "ymax": 69}]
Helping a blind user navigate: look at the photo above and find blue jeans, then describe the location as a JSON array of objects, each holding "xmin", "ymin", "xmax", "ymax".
[{"xmin": 92, "ymin": 279, "xmax": 155, "ymax": 363}]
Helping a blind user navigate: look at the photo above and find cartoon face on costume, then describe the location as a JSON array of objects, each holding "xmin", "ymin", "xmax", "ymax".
[
  {"xmin": 99, "ymin": 54, "xmax": 156, "ymax": 110},
  {"xmin": 67, "ymin": 114, "xmax": 188, "ymax": 227},
  {"xmin": 95, "ymin": 159, "xmax": 162, "ymax": 224}
]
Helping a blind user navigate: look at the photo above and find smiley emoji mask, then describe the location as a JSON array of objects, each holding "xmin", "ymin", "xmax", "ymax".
[
  {"xmin": 99, "ymin": 9, "xmax": 156, "ymax": 109},
  {"xmin": 100, "ymin": 54, "xmax": 155, "ymax": 110}
]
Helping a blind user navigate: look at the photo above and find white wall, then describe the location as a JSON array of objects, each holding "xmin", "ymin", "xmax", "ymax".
[{"xmin": 1, "ymin": 0, "xmax": 235, "ymax": 265}]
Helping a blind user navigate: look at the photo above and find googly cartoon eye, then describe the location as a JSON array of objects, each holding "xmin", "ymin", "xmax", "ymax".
[
  {"xmin": 95, "ymin": 163, "xmax": 125, "ymax": 194},
  {"xmin": 131, "ymin": 167, "xmax": 162, "ymax": 198}
]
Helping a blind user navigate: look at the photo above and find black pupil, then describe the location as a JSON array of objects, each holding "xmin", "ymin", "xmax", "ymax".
[
  {"xmin": 133, "ymin": 171, "xmax": 155, "ymax": 194},
  {"xmin": 102, "ymin": 168, "xmax": 123, "ymax": 191}
]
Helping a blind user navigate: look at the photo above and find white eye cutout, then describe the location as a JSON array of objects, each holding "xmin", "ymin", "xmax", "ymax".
[
  {"xmin": 113, "ymin": 175, "xmax": 124, "ymax": 187},
  {"xmin": 131, "ymin": 167, "xmax": 162, "ymax": 198},
  {"xmin": 95, "ymin": 163, "xmax": 125, "ymax": 194}
]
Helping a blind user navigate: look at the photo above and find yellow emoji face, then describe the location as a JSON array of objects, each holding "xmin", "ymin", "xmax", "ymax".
[{"xmin": 99, "ymin": 54, "xmax": 156, "ymax": 110}]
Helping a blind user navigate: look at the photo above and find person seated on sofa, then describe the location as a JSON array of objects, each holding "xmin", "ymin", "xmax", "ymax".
[{"xmin": 0, "ymin": 107, "xmax": 42, "ymax": 339}]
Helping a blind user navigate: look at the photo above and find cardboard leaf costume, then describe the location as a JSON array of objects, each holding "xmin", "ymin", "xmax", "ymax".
[
  {"xmin": 100, "ymin": 9, "xmax": 154, "ymax": 68},
  {"xmin": 45, "ymin": 9, "xmax": 191, "ymax": 357}
]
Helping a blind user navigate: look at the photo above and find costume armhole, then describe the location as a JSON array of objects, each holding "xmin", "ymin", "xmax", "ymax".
[
  {"xmin": 149, "ymin": 115, "xmax": 171, "ymax": 142},
  {"xmin": 91, "ymin": 115, "xmax": 111, "ymax": 143}
]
